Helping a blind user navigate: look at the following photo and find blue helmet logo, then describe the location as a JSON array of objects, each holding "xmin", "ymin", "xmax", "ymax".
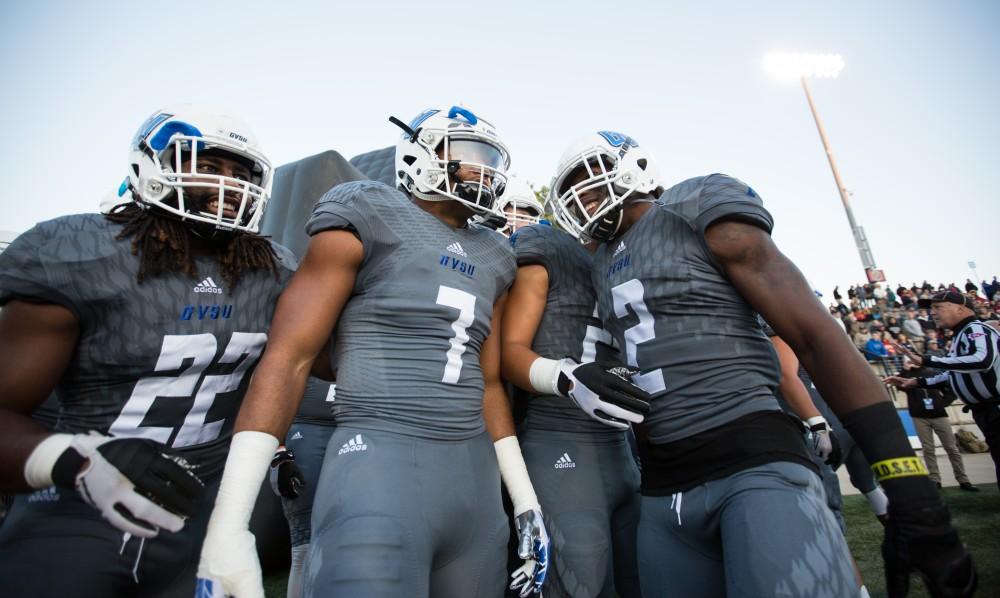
[{"xmin": 597, "ymin": 131, "xmax": 638, "ymax": 148}]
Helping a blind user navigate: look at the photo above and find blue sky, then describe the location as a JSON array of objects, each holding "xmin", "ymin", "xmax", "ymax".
[{"xmin": 2, "ymin": 0, "xmax": 998, "ymax": 297}]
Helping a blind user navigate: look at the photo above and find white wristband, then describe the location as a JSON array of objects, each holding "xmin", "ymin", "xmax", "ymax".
[
  {"xmin": 23, "ymin": 433, "xmax": 74, "ymax": 489},
  {"xmin": 528, "ymin": 357, "xmax": 568, "ymax": 396},
  {"xmin": 494, "ymin": 435, "xmax": 539, "ymax": 516},
  {"xmin": 210, "ymin": 431, "xmax": 279, "ymax": 529},
  {"xmin": 805, "ymin": 416, "xmax": 828, "ymax": 429}
]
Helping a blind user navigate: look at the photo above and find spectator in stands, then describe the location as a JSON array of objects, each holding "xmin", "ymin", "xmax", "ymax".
[
  {"xmin": 897, "ymin": 361, "xmax": 978, "ymax": 491},
  {"xmin": 900, "ymin": 288, "xmax": 916, "ymax": 308},
  {"xmin": 863, "ymin": 330, "xmax": 889, "ymax": 361},
  {"xmin": 964, "ymin": 279, "xmax": 979, "ymax": 294},
  {"xmin": 873, "ymin": 283, "xmax": 887, "ymax": 308},
  {"xmin": 886, "ymin": 316, "xmax": 902, "ymax": 338},
  {"xmin": 886, "ymin": 286, "xmax": 897, "ymax": 308},
  {"xmin": 918, "ymin": 308, "xmax": 936, "ymax": 332},
  {"xmin": 847, "ymin": 285, "xmax": 857, "ymax": 302},
  {"xmin": 833, "ymin": 286, "xmax": 842, "ymax": 302},
  {"xmin": 925, "ymin": 338, "xmax": 943, "ymax": 357},
  {"xmin": 902, "ymin": 309, "xmax": 926, "ymax": 343},
  {"xmin": 983, "ymin": 276, "xmax": 999, "ymax": 301}
]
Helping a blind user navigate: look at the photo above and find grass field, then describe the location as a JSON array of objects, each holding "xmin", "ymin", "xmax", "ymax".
[{"xmin": 263, "ymin": 486, "xmax": 999, "ymax": 597}]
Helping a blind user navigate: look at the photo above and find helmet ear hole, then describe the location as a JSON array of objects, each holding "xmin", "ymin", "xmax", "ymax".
[
  {"xmin": 402, "ymin": 155, "xmax": 417, "ymax": 166},
  {"xmin": 637, "ymin": 158, "xmax": 648, "ymax": 170}
]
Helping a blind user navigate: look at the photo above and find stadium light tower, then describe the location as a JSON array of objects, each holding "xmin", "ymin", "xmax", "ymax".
[{"xmin": 763, "ymin": 51, "xmax": 883, "ymax": 282}]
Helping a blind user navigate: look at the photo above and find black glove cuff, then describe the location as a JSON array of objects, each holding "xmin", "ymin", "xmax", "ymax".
[{"xmin": 51, "ymin": 447, "xmax": 86, "ymax": 489}]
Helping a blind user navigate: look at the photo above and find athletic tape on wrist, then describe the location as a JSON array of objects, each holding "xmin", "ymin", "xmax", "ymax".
[
  {"xmin": 211, "ymin": 431, "xmax": 279, "ymax": 528},
  {"xmin": 494, "ymin": 435, "xmax": 539, "ymax": 515},
  {"xmin": 528, "ymin": 357, "xmax": 564, "ymax": 396},
  {"xmin": 23, "ymin": 433, "xmax": 74, "ymax": 489},
  {"xmin": 870, "ymin": 457, "xmax": 928, "ymax": 482}
]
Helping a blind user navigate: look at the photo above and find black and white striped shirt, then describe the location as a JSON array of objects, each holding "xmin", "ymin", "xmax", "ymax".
[{"xmin": 919, "ymin": 317, "xmax": 1000, "ymax": 405}]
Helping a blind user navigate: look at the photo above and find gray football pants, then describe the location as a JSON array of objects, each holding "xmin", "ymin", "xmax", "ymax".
[
  {"xmin": 637, "ymin": 461, "xmax": 856, "ymax": 598},
  {"xmin": 305, "ymin": 427, "xmax": 508, "ymax": 598},
  {"xmin": 281, "ymin": 421, "xmax": 336, "ymax": 547},
  {"xmin": 519, "ymin": 428, "xmax": 642, "ymax": 598}
]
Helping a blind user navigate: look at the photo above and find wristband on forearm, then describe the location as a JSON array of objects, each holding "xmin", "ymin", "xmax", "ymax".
[{"xmin": 839, "ymin": 401, "xmax": 939, "ymax": 508}]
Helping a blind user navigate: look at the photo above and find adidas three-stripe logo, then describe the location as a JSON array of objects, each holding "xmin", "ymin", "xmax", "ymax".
[
  {"xmin": 613, "ymin": 241, "xmax": 626, "ymax": 256},
  {"xmin": 554, "ymin": 452, "xmax": 576, "ymax": 469},
  {"xmin": 446, "ymin": 242, "xmax": 468, "ymax": 257},
  {"xmin": 338, "ymin": 434, "xmax": 368, "ymax": 455},
  {"xmin": 193, "ymin": 276, "xmax": 223, "ymax": 294}
]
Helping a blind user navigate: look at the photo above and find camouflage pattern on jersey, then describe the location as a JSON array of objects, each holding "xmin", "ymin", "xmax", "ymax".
[
  {"xmin": 591, "ymin": 174, "xmax": 781, "ymax": 444},
  {"xmin": 0, "ymin": 213, "xmax": 296, "ymax": 472},
  {"xmin": 510, "ymin": 223, "xmax": 621, "ymax": 435},
  {"xmin": 306, "ymin": 181, "xmax": 516, "ymax": 440}
]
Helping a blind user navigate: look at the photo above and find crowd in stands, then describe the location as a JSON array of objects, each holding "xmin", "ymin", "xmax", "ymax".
[{"xmin": 827, "ymin": 277, "xmax": 1000, "ymax": 376}]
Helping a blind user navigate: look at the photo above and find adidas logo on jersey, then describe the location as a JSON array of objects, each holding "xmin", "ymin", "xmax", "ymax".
[
  {"xmin": 337, "ymin": 434, "xmax": 368, "ymax": 455},
  {"xmin": 554, "ymin": 452, "xmax": 576, "ymax": 469},
  {"xmin": 193, "ymin": 277, "xmax": 223, "ymax": 294},
  {"xmin": 446, "ymin": 242, "xmax": 468, "ymax": 257},
  {"xmin": 613, "ymin": 241, "xmax": 627, "ymax": 256},
  {"xmin": 290, "ymin": 431, "xmax": 303, "ymax": 440}
]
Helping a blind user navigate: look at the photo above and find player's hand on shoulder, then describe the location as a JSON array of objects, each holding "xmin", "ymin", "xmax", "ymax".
[
  {"xmin": 509, "ymin": 507, "xmax": 550, "ymax": 597},
  {"xmin": 557, "ymin": 360, "xmax": 652, "ymax": 430},
  {"xmin": 882, "ymin": 500, "xmax": 976, "ymax": 598},
  {"xmin": 41, "ymin": 432, "xmax": 204, "ymax": 538}
]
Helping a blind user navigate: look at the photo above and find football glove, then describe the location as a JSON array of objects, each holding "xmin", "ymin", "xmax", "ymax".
[
  {"xmin": 268, "ymin": 446, "xmax": 305, "ymax": 499},
  {"xmin": 509, "ymin": 507, "xmax": 550, "ymax": 597},
  {"xmin": 806, "ymin": 416, "xmax": 842, "ymax": 468},
  {"xmin": 882, "ymin": 501, "xmax": 977, "ymax": 598},
  {"xmin": 557, "ymin": 361, "xmax": 652, "ymax": 430},
  {"xmin": 47, "ymin": 433, "xmax": 204, "ymax": 538}
]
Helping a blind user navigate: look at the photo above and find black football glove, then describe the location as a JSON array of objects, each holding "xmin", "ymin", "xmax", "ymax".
[
  {"xmin": 556, "ymin": 361, "xmax": 652, "ymax": 430},
  {"xmin": 269, "ymin": 447, "xmax": 305, "ymax": 499},
  {"xmin": 882, "ymin": 501, "xmax": 977, "ymax": 598},
  {"xmin": 51, "ymin": 433, "xmax": 205, "ymax": 537}
]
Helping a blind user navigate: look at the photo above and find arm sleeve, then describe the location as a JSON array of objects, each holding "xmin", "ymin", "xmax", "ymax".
[
  {"xmin": 923, "ymin": 324, "xmax": 998, "ymax": 372},
  {"xmin": 693, "ymin": 174, "xmax": 774, "ymax": 236},
  {"xmin": 918, "ymin": 372, "xmax": 950, "ymax": 388}
]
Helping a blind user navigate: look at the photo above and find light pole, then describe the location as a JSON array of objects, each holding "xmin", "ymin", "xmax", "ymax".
[{"xmin": 763, "ymin": 51, "xmax": 883, "ymax": 283}]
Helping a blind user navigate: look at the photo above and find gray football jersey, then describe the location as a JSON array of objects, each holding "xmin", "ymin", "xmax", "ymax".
[
  {"xmin": 293, "ymin": 376, "xmax": 336, "ymax": 425},
  {"xmin": 306, "ymin": 181, "xmax": 516, "ymax": 440},
  {"xmin": 591, "ymin": 174, "xmax": 781, "ymax": 444},
  {"xmin": 0, "ymin": 214, "xmax": 296, "ymax": 470},
  {"xmin": 510, "ymin": 224, "xmax": 620, "ymax": 435}
]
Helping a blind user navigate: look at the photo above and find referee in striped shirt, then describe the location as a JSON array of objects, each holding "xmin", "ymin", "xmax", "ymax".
[{"xmin": 886, "ymin": 290, "xmax": 1000, "ymax": 490}]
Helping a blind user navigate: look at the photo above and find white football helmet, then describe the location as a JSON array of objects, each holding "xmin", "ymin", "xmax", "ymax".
[
  {"xmin": 127, "ymin": 105, "xmax": 273, "ymax": 234},
  {"xmin": 394, "ymin": 106, "xmax": 510, "ymax": 216},
  {"xmin": 495, "ymin": 175, "xmax": 544, "ymax": 237},
  {"xmin": 548, "ymin": 131, "xmax": 661, "ymax": 242}
]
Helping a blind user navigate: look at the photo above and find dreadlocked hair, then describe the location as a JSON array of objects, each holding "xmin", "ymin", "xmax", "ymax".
[{"xmin": 105, "ymin": 203, "xmax": 280, "ymax": 293}]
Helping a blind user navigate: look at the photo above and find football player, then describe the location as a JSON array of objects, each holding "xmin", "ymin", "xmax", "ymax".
[
  {"xmin": 196, "ymin": 106, "xmax": 550, "ymax": 598},
  {"xmin": 549, "ymin": 131, "xmax": 976, "ymax": 597},
  {"xmin": 495, "ymin": 175, "xmax": 545, "ymax": 237},
  {"xmin": 501, "ymin": 208, "xmax": 651, "ymax": 596},
  {"xmin": 0, "ymin": 105, "xmax": 297, "ymax": 597}
]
